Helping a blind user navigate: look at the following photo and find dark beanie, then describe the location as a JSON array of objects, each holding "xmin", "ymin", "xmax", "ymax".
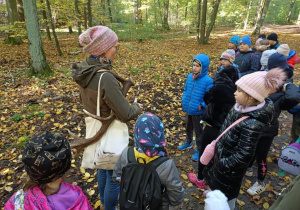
[
  {"xmin": 258, "ymin": 34, "xmax": 266, "ymax": 39},
  {"xmin": 268, "ymin": 53, "xmax": 293, "ymax": 79},
  {"xmin": 267, "ymin": 33, "xmax": 278, "ymax": 41},
  {"xmin": 22, "ymin": 131, "xmax": 71, "ymax": 184}
]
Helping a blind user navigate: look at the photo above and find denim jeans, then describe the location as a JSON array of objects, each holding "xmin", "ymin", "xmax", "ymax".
[{"xmin": 97, "ymin": 169, "xmax": 120, "ymax": 210}]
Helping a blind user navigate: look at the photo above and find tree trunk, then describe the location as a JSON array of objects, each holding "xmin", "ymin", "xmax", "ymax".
[
  {"xmin": 162, "ymin": 0, "xmax": 170, "ymax": 30},
  {"xmin": 204, "ymin": 0, "xmax": 221, "ymax": 44},
  {"xmin": 199, "ymin": 0, "xmax": 207, "ymax": 44},
  {"xmin": 75, "ymin": 0, "xmax": 82, "ymax": 36},
  {"xmin": 22, "ymin": 0, "xmax": 52, "ymax": 75},
  {"xmin": 154, "ymin": 0, "xmax": 158, "ymax": 26},
  {"xmin": 16, "ymin": 0, "xmax": 25, "ymax": 21},
  {"xmin": 254, "ymin": 0, "xmax": 261, "ymax": 24},
  {"xmin": 196, "ymin": 0, "xmax": 201, "ymax": 43},
  {"xmin": 243, "ymin": 0, "xmax": 253, "ymax": 31},
  {"xmin": 134, "ymin": 0, "xmax": 142, "ymax": 24},
  {"xmin": 68, "ymin": 26, "xmax": 73, "ymax": 34},
  {"xmin": 7, "ymin": 0, "xmax": 18, "ymax": 23},
  {"xmin": 184, "ymin": 0, "xmax": 189, "ymax": 20},
  {"xmin": 287, "ymin": 0, "xmax": 296, "ymax": 23},
  {"xmin": 45, "ymin": 0, "xmax": 63, "ymax": 56},
  {"xmin": 84, "ymin": 6, "xmax": 88, "ymax": 29},
  {"xmin": 297, "ymin": 11, "xmax": 300, "ymax": 25},
  {"xmin": 175, "ymin": 3, "xmax": 179, "ymax": 28},
  {"xmin": 252, "ymin": 0, "xmax": 271, "ymax": 35},
  {"xmin": 87, "ymin": 0, "xmax": 92, "ymax": 27},
  {"xmin": 100, "ymin": 0, "xmax": 105, "ymax": 25},
  {"xmin": 40, "ymin": 0, "xmax": 51, "ymax": 40},
  {"xmin": 157, "ymin": 0, "xmax": 163, "ymax": 25},
  {"xmin": 107, "ymin": 0, "xmax": 112, "ymax": 22}
]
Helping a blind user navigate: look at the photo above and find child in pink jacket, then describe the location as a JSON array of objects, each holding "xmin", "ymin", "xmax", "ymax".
[{"xmin": 4, "ymin": 131, "xmax": 93, "ymax": 210}]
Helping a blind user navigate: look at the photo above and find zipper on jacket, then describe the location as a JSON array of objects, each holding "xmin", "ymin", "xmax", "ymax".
[{"xmin": 188, "ymin": 79, "xmax": 197, "ymax": 114}]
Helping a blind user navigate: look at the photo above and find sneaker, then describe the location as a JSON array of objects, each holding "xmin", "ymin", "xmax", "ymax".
[
  {"xmin": 188, "ymin": 173, "xmax": 206, "ymax": 189},
  {"xmin": 247, "ymin": 181, "xmax": 265, "ymax": 196},
  {"xmin": 245, "ymin": 167, "xmax": 253, "ymax": 177},
  {"xmin": 178, "ymin": 142, "xmax": 193, "ymax": 150},
  {"xmin": 191, "ymin": 151, "xmax": 199, "ymax": 161}
]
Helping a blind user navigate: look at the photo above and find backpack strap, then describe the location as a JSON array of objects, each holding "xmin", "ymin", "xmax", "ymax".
[
  {"xmin": 127, "ymin": 147, "xmax": 137, "ymax": 163},
  {"xmin": 148, "ymin": 156, "xmax": 169, "ymax": 169}
]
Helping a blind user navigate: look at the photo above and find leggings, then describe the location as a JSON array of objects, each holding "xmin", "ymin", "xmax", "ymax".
[
  {"xmin": 248, "ymin": 136, "xmax": 274, "ymax": 181},
  {"xmin": 197, "ymin": 125, "xmax": 220, "ymax": 180}
]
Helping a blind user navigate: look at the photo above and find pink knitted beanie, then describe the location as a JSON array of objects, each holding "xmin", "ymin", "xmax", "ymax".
[
  {"xmin": 79, "ymin": 26, "xmax": 118, "ymax": 57},
  {"xmin": 236, "ymin": 68, "xmax": 287, "ymax": 102}
]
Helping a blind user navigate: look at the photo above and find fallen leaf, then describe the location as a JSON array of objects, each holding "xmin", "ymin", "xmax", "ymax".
[
  {"xmin": 236, "ymin": 199, "xmax": 245, "ymax": 206},
  {"xmin": 184, "ymin": 198, "xmax": 189, "ymax": 202},
  {"xmin": 94, "ymin": 200, "xmax": 101, "ymax": 209},
  {"xmin": 187, "ymin": 183, "xmax": 193, "ymax": 187},
  {"xmin": 181, "ymin": 174, "xmax": 188, "ymax": 180},
  {"xmin": 263, "ymin": 202, "xmax": 269, "ymax": 209}
]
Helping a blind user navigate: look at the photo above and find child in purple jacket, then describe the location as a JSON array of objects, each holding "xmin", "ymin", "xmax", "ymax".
[{"xmin": 4, "ymin": 131, "xmax": 93, "ymax": 210}]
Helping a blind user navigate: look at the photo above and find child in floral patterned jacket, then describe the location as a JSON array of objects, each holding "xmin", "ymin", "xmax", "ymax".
[{"xmin": 4, "ymin": 131, "xmax": 93, "ymax": 210}]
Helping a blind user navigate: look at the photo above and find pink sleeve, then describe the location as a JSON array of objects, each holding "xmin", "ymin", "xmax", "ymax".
[{"xmin": 4, "ymin": 193, "xmax": 16, "ymax": 210}]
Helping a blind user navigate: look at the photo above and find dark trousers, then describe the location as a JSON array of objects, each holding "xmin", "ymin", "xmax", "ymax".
[
  {"xmin": 186, "ymin": 115, "xmax": 203, "ymax": 151},
  {"xmin": 197, "ymin": 125, "xmax": 220, "ymax": 180},
  {"xmin": 249, "ymin": 136, "xmax": 274, "ymax": 181},
  {"xmin": 291, "ymin": 115, "xmax": 300, "ymax": 143}
]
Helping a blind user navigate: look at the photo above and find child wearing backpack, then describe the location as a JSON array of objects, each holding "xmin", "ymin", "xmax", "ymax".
[
  {"xmin": 202, "ymin": 68, "xmax": 287, "ymax": 210},
  {"xmin": 214, "ymin": 49, "xmax": 240, "ymax": 79},
  {"xmin": 4, "ymin": 131, "xmax": 93, "ymax": 210},
  {"xmin": 234, "ymin": 35, "xmax": 260, "ymax": 77},
  {"xmin": 178, "ymin": 54, "xmax": 213, "ymax": 161},
  {"xmin": 113, "ymin": 113, "xmax": 184, "ymax": 210}
]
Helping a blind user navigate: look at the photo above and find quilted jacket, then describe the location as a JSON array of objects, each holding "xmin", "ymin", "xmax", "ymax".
[
  {"xmin": 182, "ymin": 54, "xmax": 213, "ymax": 115},
  {"xmin": 234, "ymin": 50, "xmax": 260, "ymax": 77},
  {"xmin": 203, "ymin": 98, "xmax": 274, "ymax": 200}
]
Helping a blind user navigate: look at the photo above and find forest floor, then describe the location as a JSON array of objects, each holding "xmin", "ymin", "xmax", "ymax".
[{"xmin": 1, "ymin": 24, "xmax": 300, "ymax": 209}]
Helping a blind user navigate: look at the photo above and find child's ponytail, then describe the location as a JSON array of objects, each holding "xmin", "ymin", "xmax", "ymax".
[{"xmin": 264, "ymin": 67, "xmax": 287, "ymax": 92}]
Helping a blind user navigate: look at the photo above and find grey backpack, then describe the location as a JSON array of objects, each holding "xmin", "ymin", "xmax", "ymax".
[{"xmin": 278, "ymin": 138, "xmax": 300, "ymax": 176}]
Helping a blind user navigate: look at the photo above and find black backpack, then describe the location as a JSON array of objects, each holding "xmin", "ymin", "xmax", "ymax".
[{"xmin": 119, "ymin": 147, "xmax": 169, "ymax": 210}]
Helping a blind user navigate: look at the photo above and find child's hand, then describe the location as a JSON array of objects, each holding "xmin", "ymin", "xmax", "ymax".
[{"xmin": 198, "ymin": 105, "xmax": 202, "ymax": 111}]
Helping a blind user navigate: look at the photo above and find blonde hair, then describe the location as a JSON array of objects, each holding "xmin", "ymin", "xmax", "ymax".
[{"xmin": 237, "ymin": 86, "xmax": 260, "ymax": 108}]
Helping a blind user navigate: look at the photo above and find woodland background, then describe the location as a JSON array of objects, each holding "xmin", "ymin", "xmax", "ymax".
[{"xmin": 1, "ymin": 0, "xmax": 300, "ymax": 209}]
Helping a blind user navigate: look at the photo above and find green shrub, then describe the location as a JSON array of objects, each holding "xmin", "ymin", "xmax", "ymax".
[{"xmin": 10, "ymin": 114, "xmax": 23, "ymax": 122}]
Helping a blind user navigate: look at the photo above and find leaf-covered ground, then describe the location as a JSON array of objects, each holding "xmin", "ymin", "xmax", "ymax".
[{"xmin": 1, "ymin": 25, "xmax": 300, "ymax": 209}]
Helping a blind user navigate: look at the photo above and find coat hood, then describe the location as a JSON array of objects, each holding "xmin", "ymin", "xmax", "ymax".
[
  {"xmin": 193, "ymin": 54, "xmax": 210, "ymax": 79},
  {"xmin": 287, "ymin": 50, "xmax": 296, "ymax": 60},
  {"xmin": 71, "ymin": 57, "xmax": 112, "ymax": 88}
]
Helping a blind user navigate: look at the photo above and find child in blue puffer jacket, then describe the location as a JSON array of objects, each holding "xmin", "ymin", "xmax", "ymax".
[{"xmin": 178, "ymin": 54, "xmax": 213, "ymax": 161}]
